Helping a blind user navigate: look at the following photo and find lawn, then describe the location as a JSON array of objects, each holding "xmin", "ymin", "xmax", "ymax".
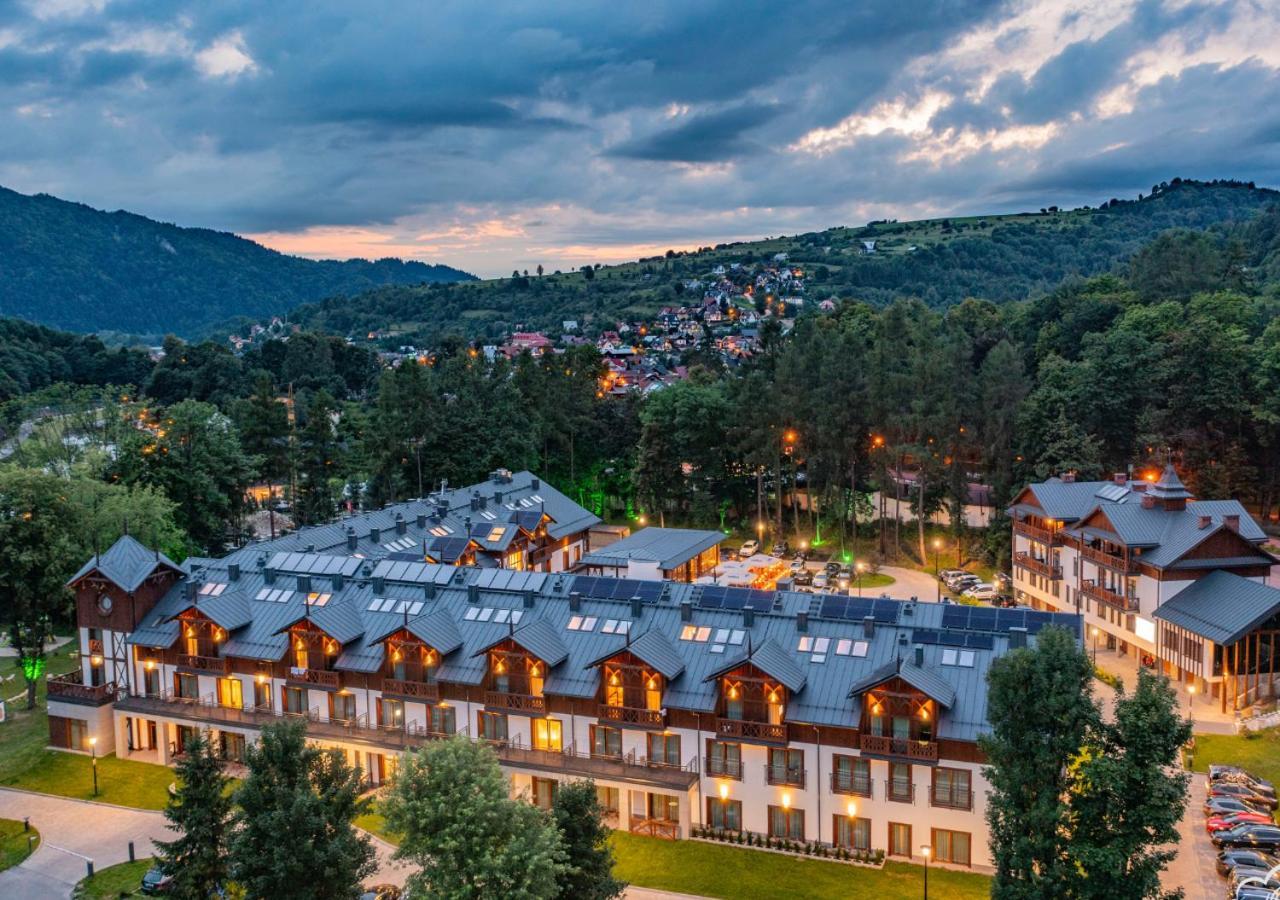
[
  {"xmin": 0, "ymin": 817, "xmax": 40, "ymax": 872},
  {"xmin": 72, "ymin": 858, "xmax": 152, "ymax": 899},
  {"xmin": 609, "ymin": 832, "xmax": 991, "ymax": 900},
  {"xmin": 1188, "ymin": 726, "xmax": 1280, "ymax": 786}
]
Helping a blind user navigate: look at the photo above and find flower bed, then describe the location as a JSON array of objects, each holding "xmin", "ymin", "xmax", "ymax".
[{"xmin": 689, "ymin": 825, "xmax": 886, "ymax": 867}]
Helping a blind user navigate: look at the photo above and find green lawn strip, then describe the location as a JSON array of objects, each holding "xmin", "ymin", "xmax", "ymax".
[
  {"xmin": 854, "ymin": 573, "xmax": 895, "ymax": 589},
  {"xmin": 0, "ymin": 817, "xmax": 40, "ymax": 872},
  {"xmin": 1189, "ymin": 726, "xmax": 1280, "ymax": 786},
  {"xmin": 72, "ymin": 857, "xmax": 153, "ymax": 899},
  {"xmin": 0, "ymin": 641, "xmax": 81, "ymax": 786},
  {"xmin": 354, "ymin": 807, "xmax": 401, "ymax": 844},
  {"xmin": 610, "ymin": 832, "xmax": 990, "ymax": 900},
  {"xmin": 0, "ymin": 751, "xmax": 175, "ymax": 810}
]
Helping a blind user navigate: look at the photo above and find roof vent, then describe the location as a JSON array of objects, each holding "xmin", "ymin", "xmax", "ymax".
[
  {"xmin": 332, "ymin": 574, "xmax": 344, "ymax": 591},
  {"xmin": 1224, "ymin": 514, "xmax": 1240, "ymax": 532},
  {"xmin": 467, "ymin": 583, "xmax": 479, "ymax": 604},
  {"xmin": 680, "ymin": 601, "xmax": 693, "ymax": 622},
  {"xmin": 631, "ymin": 596, "xmax": 643, "ymax": 618},
  {"xmin": 396, "ymin": 513, "xmax": 407, "ymax": 535},
  {"xmin": 1113, "ymin": 472, "xmax": 1127, "ymax": 485},
  {"xmin": 1198, "ymin": 515, "xmax": 1212, "ymax": 529},
  {"xmin": 897, "ymin": 632, "xmax": 909, "ymax": 646},
  {"xmin": 264, "ymin": 567, "xmax": 276, "ymax": 585},
  {"xmin": 370, "ymin": 527, "xmax": 381, "ymax": 544},
  {"xmin": 494, "ymin": 490, "xmax": 504, "ymax": 505},
  {"xmin": 914, "ymin": 644, "xmax": 924, "ymax": 666},
  {"xmin": 470, "ymin": 496, "xmax": 480, "ymax": 511},
  {"xmin": 1141, "ymin": 493, "xmax": 1156, "ymax": 509},
  {"xmin": 531, "ymin": 477, "xmax": 540, "ymax": 490},
  {"xmin": 346, "ymin": 527, "xmax": 358, "ymax": 552},
  {"xmin": 863, "ymin": 615, "xmax": 875, "ymax": 638},
  {"xmin": 416, "ymin": 513, "xmax": 428, "ymax": 529},
  {"xmin": 464, "ymin": 516, "xmax": 472, "ymax": 533},
  {"xmin": 903, "ymin": 601, "xmax": 914, "ymax": 617},
  {"xmin": 362, "ymin": 562, "xmax": 374, "ymax": 579},
  {"xmin": 436, "ymin": 502, "xmax": 449, "ymax": 520},
  {"xmin": 796, "ymin": 612, "xmax": 808, "ymax": 633},
  {"xmin": 743, "ymin": 608, "xmax": 755, "ymax": 628},
  {"xmin": 297, "ymin": 575, "xmax": 311, "ymax": 593},
  {"xmin": 424, "ymin": 583, "xmax": 436, "ymax": 600},
  {"xmin": 305, "ymin": 543, "xmax": 315, "ymax": 553},
  {"xmin": 372, "ymin": 576, "xmax": 385, "ymax": 595},
  {"xmin": 228, "ymin": 563, "xmax": 240, "ymax": 582},
  {"xmin": 524, "ymin": 589, "xmax": 536, "ymax": 609},
  {"xmin": 185, "ymin": 580, "xmax": 197, "ymax": 602},
  {"xmin": 1061, "ymin": 472, "xmax": 1076, "ymax": 483},
  {"xmin": 552, "ymin": 578, "xmax": 564, "ymax": 594},
  {"xmin": 569, "ymin": 591, "xmax": 582, "ymax": 612},
  {"xmin": 1008, "ymin": 626, "xmax": 1028, "ymax": 649}
]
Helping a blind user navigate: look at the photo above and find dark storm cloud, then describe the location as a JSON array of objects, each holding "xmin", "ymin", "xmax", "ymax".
[{"xmin": 610, "ymin": 104, "xmax": 782, "ymax": 162}]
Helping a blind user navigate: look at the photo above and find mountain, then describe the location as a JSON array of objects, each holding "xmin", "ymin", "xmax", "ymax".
[
  {"xmin": 0, "ymin": 186, "xmax": 475, "ymax": 337},
  {"xmin": 283, "ymin": 178, "xmax": 1279, "ymax": 345}
]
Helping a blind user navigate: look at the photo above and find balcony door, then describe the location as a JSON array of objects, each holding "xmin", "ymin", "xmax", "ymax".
[{"xmin": 532, "ymin": 717, "xmax": 562, "ymax": 751}]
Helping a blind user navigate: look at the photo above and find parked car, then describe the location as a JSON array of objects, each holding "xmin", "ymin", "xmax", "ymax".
[
  {"xmin": 825, "ymin": 561, "xmax": 841, "ymax": 577},
  {"xmin": 771, "ymin": 541, "xmax": 789, "ymax": 557},
  {"xmin": 1218, "ymin": 848, "xmax": 1280, "ymax": 877},
  {"xmin": 1213, "ymin": 767, "xmax": 1278, "ymax": 796},
  {"xmin": 1208, "ymin": 811, "xmax": 1275, "ymax": 832},
  {"xmin": 792, "ymin": 548, "xmax": 809, "ymax": 562},
  {"xmin": 948, "ymin": 574, "xmax": 980, "ymax": 591},
  {"xmin": 1228, "ymin": 866, "xmax": 1280, "ymax": 895},
  {"xmin": 991, "ymin": 594, "xmax": 1017, "ymax": 608},
  {"xmin": 1211, "ymin": 824, "xmax": 1280, "ymax": 850},
  {"xmin": 793, "ymin": 569, "xmax": 813, "ymax": 586},
  {"xmin": 790, "ymin": 558, "xmax": 806, "ymax": 572},
  {"xmin": 738, "ymin": 540, "xmax": 759, "ymax": 558},
  {"xmin": 1232, "ymin": 885, "xmax": 1280, "ymax": 900},
  {"xmin": 1207, "ymin": 797, "xmax": 1274, "ymax": 818},
  {"xmin": 812, "ymin": 572, "xmax": 829, "ymax": 590},
  {"xmin": 1211, "ymin": 783, "xmax": 1279, "ymax": 810},
  {"xmin": 939, "ymin": 568, "xmax": 967, "ymax": 581},
  {"xmin": 963, "ymin": 583, "xmax": 998, "ymax": 600},
  {"xmin": 141, "ymin": 867, "xmax": 174, "ymax": 895},
  {"xmin": 994, "ymin": 572, "xmax": 1012, "ymax": 590},
  {"xmin": 360, "ymin": 886, "xmax": 402, "ymax": 900}
]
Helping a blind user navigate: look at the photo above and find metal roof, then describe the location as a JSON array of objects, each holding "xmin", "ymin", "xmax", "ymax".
[
  {"xmin": 580, "ymin": 527, "xmax": 725, "ymax": 570},
  {"xmin": 705, "ymin": 637, "xmax": 807, "ymax": 694},
  {"xmin": 1154, "ymin": 571, "xmax": 1280, "ymax": 645},
  {"xmin": 68, "ymin": 535, "xmax": 182, "ymax": 592},
  {"xmin": 847, "ymin": 657, "xmax": 957, "ymax": 708},
  {"xmin": 584, "ymin": 628, "xmax": 686, "ymax": 681}
]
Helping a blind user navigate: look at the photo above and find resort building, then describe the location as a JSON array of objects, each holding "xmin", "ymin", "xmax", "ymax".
[
  {"xmin": 578, "ymin": 527, "xmax": 724, "ymax": 582},
  {"xmin": 1010, "ymin": 465, "xmax": 1280, "ymax": 713}
]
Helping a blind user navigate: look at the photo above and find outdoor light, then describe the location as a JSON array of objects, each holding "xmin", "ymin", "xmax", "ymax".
[
  {"xmin": 256, "ymin": 673, "xmax": 266, "ymax": 685},
  {"xmin": 847, "ymin": 800, "xmax": 857, "ymax": 817},
  {"xmin": 782, "ymin": 793, "xmax": 791, "ymax": 809},
  {"xmin": 921, "ymin": 844, "xmax": 932, "ymax": 899},
  {"xmin": 145, "ymin": 660, "xmax": 155, "ymax": 671},
  {"xmin": 90, "ymin": 654, "xmax": 103, "ymax": 666},
  {"xmin": 719, "ymin": 783, "xmax": 729, "ymax": 801}
]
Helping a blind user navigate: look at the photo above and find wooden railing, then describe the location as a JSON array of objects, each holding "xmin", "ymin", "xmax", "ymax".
[
  {"xmin": 383, "ymin": 678, "xmax": 439, "ymax": 702},
  {"xmin": 1014, "ymin": 551, "xmax": 1061, "ymax": 580},
  {"xmin": 1081, "ymin": 579, "xmax": 1139, "ymax": 612},
  {"xmin": 830, "ymin": 771, "xmax": 873, "ymax": 797},
  {"xmin": 286, "ymin": 667, "xmax": 341, "ymax": 688},
  {"xmin": 1014, "ymin": 520, "xmax": 1057, "ymax": 545},
  {"xmin": 47, "ymin": 671, "xmax": 116, "ymax": 705},
  {"xmin": 715, "ymin": 718, "xmax": 786, "ymax": 743},
  {"xmin": 1080, "ymin": 544, "xmax": 1139, "ymax": 573},
  {"xmin": 629, "ymin": 816, "xmax": 680, "ymax": 840},
  {"xmin": 485, "ymin": 690, "xmax": 546, "ymax": 714},
  {"xmin": 859, "ymin": 733, "xmax": 939, "ymax": 762},
  {"xmin": 598, "ymin": 704, "xmax": 664, "ymax": 728},
  {"xmin": 178, "ymin": 653, "xmax": 230, "ymax": 674}
]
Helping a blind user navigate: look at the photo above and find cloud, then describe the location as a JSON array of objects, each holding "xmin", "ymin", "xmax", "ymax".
[
  {"xmin": 610, "ymin": 104, "xmax": 781, "ymax": 162},
  {"xmin": 195, "ymin": 31, "xmax": 256, "ymax": 80}
]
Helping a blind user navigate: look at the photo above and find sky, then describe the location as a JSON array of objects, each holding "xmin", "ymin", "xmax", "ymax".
[{"xmin": 2, "ymin": 0, "xmax": 1279, "ymax": 277}]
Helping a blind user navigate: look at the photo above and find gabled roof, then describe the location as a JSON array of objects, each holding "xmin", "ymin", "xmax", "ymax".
[
  {"xmin": 367, "ymin": 609, "xmax": 464, "ymax": 656},
  {"xmin": 705, "ymin": 637, "xmax": 806, "ymax": 694},
  {"xmin": 1154, "ymin": 571, "xmax": 1280, "ymax": 645},
  {"xmin": 580, "ymin": 527, "xmax": 725, "ymax": 570},
  {"xmin": 473, "ymin": 618, "xmax": 569, "ymax": 667},
  {"xmin": 168, "ymin": 592, "xmax": 252, "ymax": 632},
  {"xmin": 846, "ymin": 656, "xmax": 956, "ymax": 708},
  {"xmin": 273, "ymin": 602, "xmax": 365, "ymax": 646},
  {"xmin": 585, "ymin": 629, "xmax": 686, "ymax": 681},
  {"xmin": 67, "ymin": 535, "xmax": 182, "ymax": 592}
]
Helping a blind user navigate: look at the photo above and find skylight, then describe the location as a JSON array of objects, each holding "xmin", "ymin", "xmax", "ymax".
[
  {"xmin": 306, "ymin": 592, "xmax": 331, "ymax": 607},
  {"xmin": 486, "ymin": 526, "xmax": 507, "ymax": 542},
  {"xmin": 198, "ymin": 582, "xmax": 227, "ymax": 597},
  {"xmin": 601, "ymin": 619, "xmax": 631, "ymax": 635},
  {"xmin": 254, "ymin": 588, "xmax": 293, "ymax": 604},
  {"xmin": 834, "ymin": 639, "xmax": 868, "ymax": 657},
  {"xmin": 567, "ymin": 615, "xmax": 598, "ymax": 632}
]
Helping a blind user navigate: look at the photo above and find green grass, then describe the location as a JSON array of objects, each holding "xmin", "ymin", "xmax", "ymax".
[
  {"xmin": 72, "ymin": 858, "xmax": 153, "ymax": 899},
  {"xmin": 0, "ymin": 642, "xmax": 80, "ymax": 785},
  {"xmin": 354, "ymin": 806, "xmax": 400, "ymax": 843},
  {"xmin": 1188, "ymin": 726, "xmax": 1280, "ymax": 786},
  {"xmin": 610, "ymin": 833, "xmax": 990, "ymax": 900},
  {"xmin": 0, "ymin": 817, "xmax": 39, "ymax": 872},
  {"xmin": 855, "ymin": 573, "xmax": 895, "ymax": 589}
]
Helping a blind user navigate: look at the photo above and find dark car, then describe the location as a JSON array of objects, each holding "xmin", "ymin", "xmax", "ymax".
[
  {"xmin": 792, "ymin": 548, "xmax": 808, "ymax": 562},
  {"xmin": 1213, "ymin": 767, "xmax": 1278, "ymax": 796},
  {"xmin": 771, "ymin": 541, "xmax": 789, "ymax": 557},
  {"xmin": 1211, "ymin": 824, "xmax": 1280, "ymax": 850},
  {"xmin": 1207, "ymin": 797, "xmax": 1273, "ymax": 818},
  {"xmin": 1218, "ymin": 849, "xmax": 1280, "ymax": 877},
  {"xmin": 1211, "ymin": 783, "xmax": 1279, "ymax": 810},
  {"xmin": 793, "ymin": 569, "xmax": 813, "ymax": 586},
  {"xmin": 991, "ymin": 594, "xmax": 1017, "ymax": 608},
  {"xmin": 1233, "ymin": 886, "xmax": 1280, "ymax": 900},
  {"xmin": 141, "ymin": 866, "xmax": 174, "ymax": 895},
  {"xmin": 825, "ymin": 561, "xmax": 841, "ymax": 577},
  {"xmin": 1229, "ymin": 866, "xmax": 1280, "ymax": 895}
]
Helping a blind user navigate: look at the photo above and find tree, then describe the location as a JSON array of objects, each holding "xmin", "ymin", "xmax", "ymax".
[
  {"xmin": 981, "ymin": 626, "xmax": 1098, "ymax": 899},
  {"xmin": 294, "ymin": 390, "xmax": 343, "ymax": 524},
  {"xmin": 550, "ymin": 780, "xmax": 624, "ymax": 900},
  {"xmin": 153, "ymin": 731, "xmax": 231, "ymax": 898},
  {"xmin": 232, "ymin": 372, "xmax": 291, "ymax": 483},
  {"xmin": 230, "ymin": 721, "xmax": 375, "ymax": 900},
  {"xmin": 1065, "ymin": 670, "xmax": 1191, "ymax": 899},
  {"xmin": 382, "ymin": 736, "xmax": 566, "ymax": 899}
]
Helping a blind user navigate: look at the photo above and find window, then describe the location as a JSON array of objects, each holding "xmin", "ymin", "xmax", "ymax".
[
  {"xmin": 428, "ymin": 705, "xmax": 455, "ymax": 736},
  {"xmin": 647, "ymin": 732, "xmax": 681, "ymax": 767},
  {"xmin": 648, "ymin": 793, "xmax": 679, "ymax": 822},
  {"xmin": 174, "ymin": 672, "xmax": 199, "ymax": 700},
  {"xmin": 932, "ymin": 768, "xmax": 972, "ymax": 810},
  {"xmin": 531, "ymin": 777, "xmax": 557, "ymax": 810},
  {"xmin": 591, "ymin": 725, "xmax": 622, "ymax": 759},
  {"xmin": 832, "ymin": 755, "xmax": 871, "ymax": 796},
  {"xmin": 888, "ymin": 822, "xmax": 912, "ymax": 857},
  {"xmin": 888, "ymin": 762, "xmax": 913, "ymax": 802},
  {"xmin": 532, "ymin": 718, "xmax": 563, "ymax": 751},
  {"xmin": 283, "ymin": 685, "xmax": 306, "ymax": 715},
  {"xmin": 707, "ymin": 798, "xmax": 742, "ymax": 831},
  {"xmin": 835, "ymin": 816, "xmax": 871, "ymax": 851},
  {"xmin": 143, "ymin": 667, "xmax": 161, "ymax": 698},
  {"xmin": 330, "ymin": 692, "xmax": 357, "ymax": 723},
  {"xmin": 596, "ymin": 786, "xmax": 620, "ymax": 816},
  {"xmin": 217, "ymin": 677, "xmax": 242, "ymax": 710},
  {"xmin": 932, "ymin": 828, "xmax": 972, "ymax": 866},
  {"xmin": 219, "ymin": 732, "xmax": 246, "ymax": 763},
  {"xmin": 68, "ymin": 717, "xmax": 90, "ymax": 751},
  {"xmin": 706, "ymin": 741, "xmax": 742, "ymax": 779},
  {"xmin": 379, "ymin": 698, "xmax": 405, "ymax": 728},
  {"xmin": 478, "ymin": 711, "xmax": 508, "ymax": 743},
  {"xmin": 767, "ymin": 748, "xmax": 805, "ymax": 786},
  {"xmin": 768, "ymin": 806, "xmax": 805, "ymax": 840},
  {"xmin": 253, "ymin": 679, "xmax": 272, "ymax": 711}
]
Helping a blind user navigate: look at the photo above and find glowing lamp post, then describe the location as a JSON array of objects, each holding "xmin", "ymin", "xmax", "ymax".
[
  {"xmin": 89, "ymin": 737, "xmax": 99, "ymax": 797},
  {"xmin": 856, "ymin": 561, "xmax": 866, "ymax": 598},
  {"xmin": 921, "ymin": 844, "xmax": 931, "ymax": 898},
  {"xmin": 932, "ymin": 538, "xmax": 943, "ymax": 602}
]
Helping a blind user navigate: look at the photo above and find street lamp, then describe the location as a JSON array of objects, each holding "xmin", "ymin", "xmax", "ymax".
[
  {"xmin": 1090, "ymin": 627, "xmax": 1100, "ymax": 666},
  {"xmin": 932, "ymin": 538, "xmax": 943, "ymax": 602},
  {"xmin": 718, "ymin": 782, "xmax": 729, "ymax": 828},
  {"xmin": 1188, "ymin": 683, "xmax": 1197, "ymax": 730},
  {"xmin": 921, "ymin": 844, "xmax": 931, "ymax": 899},
  {"xmin": 856, "ymin": 561, "xmax": 866, "ymax": 598},
  {"xmin": 89, "ymin": 736, "xmax": 99, "ymax": 797}
]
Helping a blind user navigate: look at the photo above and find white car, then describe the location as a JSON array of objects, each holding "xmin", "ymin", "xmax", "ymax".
[
  {"xmin": 812, "ymin": 572, "xmax": 829, "ymax": 590},
  {"xmin": 963, "ymin": 583, "xmax": 998, "ymax": 600},
  {"xmin": 738, "ymin": 540, "xmax": 760, "ymax": 558}
]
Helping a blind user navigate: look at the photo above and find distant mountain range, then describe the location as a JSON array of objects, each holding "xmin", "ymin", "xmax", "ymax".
[{"xmin": 0, "ymin": 186, "xmax": 474, "ymax": 337}]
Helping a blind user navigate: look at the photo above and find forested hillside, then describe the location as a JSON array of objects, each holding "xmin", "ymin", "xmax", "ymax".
[
  {"xmin": 285, "ymin": 179, "xmax": 1278, "ymax": 344},
  {"xmin": 0, "ymin": 186, "xmax": 475, "ymax": 337},
  {"xmin": 0, "ymin": 317, "xmax": 153, "ymax": 402}
]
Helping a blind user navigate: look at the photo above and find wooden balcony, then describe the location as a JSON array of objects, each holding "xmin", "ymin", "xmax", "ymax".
[
  {"xmin": 47, "ymin": 671, "xmax": 116, "ymax": 706},
  {"xmin": 1014, "ymin": 552, "xmax": 1061, "ymax": 580},
  {"xmin": 178, "ymin": 653, "xmax": 230, "ymax": 674},
  {"xmin": 1014, "ymin": 520, "xmax": 1058, "ymax": 545},
  {"xmin": 714, "ymin": 718, "xmax": 786, "ymax": 744},
  {"xmin": 1080, "ymin": 544, "xmax": 1139, "ymax": 574},
  {"xmin": 286, "ymin": 667, "xmax": 341, "ymax": 689},
  {"xmin": 382, "ymin": 678, "xmax": 439, "ymax": 702},
  {"xmin": 598, "ymin": 704, "xmax": 664, "ymax": 728},
  {"xmin": 484, "ymin": 690, "xmax": 546, "ymax": 714},
  {"xmin": 859, "ymin": 733, "xmax": 939, "ymax": 762},
  {"xmin": 1081, "ymin": 579, "xmax": 1139, "ymax": 612}
]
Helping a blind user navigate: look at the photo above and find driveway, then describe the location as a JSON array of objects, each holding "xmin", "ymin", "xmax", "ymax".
[
  {"xmin": 0, "ymin": 789, "xmax": 405, "ymax": 898},
  {"xmin": 1161, "ymin": 783, "xmax": 1222, "ymax": 899},
  {"xmin": 878, "ymin": 566, "xmax": 944, "ymax": 603}
]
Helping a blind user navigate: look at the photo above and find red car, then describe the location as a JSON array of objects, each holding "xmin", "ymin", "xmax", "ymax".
[{"xmin": 1208, "ymin": 811, "xmax": 1276, "ymax": 833}]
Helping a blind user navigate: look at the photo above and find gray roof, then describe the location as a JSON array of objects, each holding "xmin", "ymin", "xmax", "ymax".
[
  {"xmin": 1012, "ymin": 479, "xmax": 1122, "ymax": 523},
  {"xmin": 474, "ymin": 618, "xmax": 569, "ymax": 668},
  {"xmin": 1154, "ymin": 571, "xmax": 1280, "ymax": 645},
  {"xmin": 585, "ymin": 628, "xmax": 686, "ymax": 681},
  {"xmin": 168, "ymin": 592, "xmax": 252, "ymax": 632},
  {"xmin": 68, "ymin": 535, "xmax": 182, "ymax": 592},
  {"xmin": 847, "ymin": 657, "xmax": 956, "ymax": 708},
  {"xmin": 706, "ymin": 637, "xmax": 807, "ymax": 694},
  {"xmin": 580, "ymin": 527, "xmax": 725, "ymax": 570},
  {"xmin": 1068, "ymin": 500, "xmax": 1270, "ymax": 569}
]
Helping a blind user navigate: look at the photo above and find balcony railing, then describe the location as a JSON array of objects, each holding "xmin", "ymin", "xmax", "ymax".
[
  {"xmin": 930, "ymin": 784, "xmax": 974, "ymax": 810},
  {"xmin": 1081, "ymin": 579, "xmax": 1139, "ymax": 612},
  {"xmin": 629, "ymin": 816, "xmax": 680, "ymax": 840},
  {"xmin": 1014, "ymin": 520, "xmax": 1058, "ymax": 545},
  {"xmin": 47, "ymin": 671, "xmax": 116, "ymax": 706},
  {"xmin": 178, "ymin": 653, "xmax": 230, "ymax": 674},
  {"xmin": 830, "ymin": 771, "xmax": 873, "ymax": 797},
  {"xmin": 714, "ymin": 718, "xmax": 786, "ymax": 743},
  {"xmin": 859, "ymin": 733, "xmax": 939, "ymax": 762},
  {"xmin": 1080, "ymin": 544, "xmax": 1139, "ymax": 574},
  {"xmin": 382, "ymin": 678, "xmax": 439, "ymax": 702},
  {"xmin": 1013, "ymin": 552, "xmax": 1061, "ymax": 580},
  {"xmin": 764, "ymin": 764, "xmax": 806, "ymax": 788},
  {"xmin": 286, "ymin": 667, "xmax": 341, "ymax": 689},
  {"xmin": 886, "ymin": 780, "xmax": 916, "ymax": 804},
  {"xmin": 598, "ymin": 704, "xmax": 664, "ymax": 728},
  {"xmin": 704, "ymin": 756, "xmax": 744, "ymax": 780},
  {"xmin": 484, "ymin": 691, "xmax": 546, "ymax": 714}
]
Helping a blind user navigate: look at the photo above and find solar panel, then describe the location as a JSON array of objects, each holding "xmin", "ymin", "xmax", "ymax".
[
  {"xmin": 994, "ymin": 609, "xmax": 1026, "ymax": 632},
  {"xmin": 941, "ymin": 606, "xmax": 970, "ymax": 629},
  {"xmin": 633, "ymin": 581, "xmax": 663, "ymax": 602},
  {"xmin": 871, "ymin": 599, "xmax": 899, "ymax": 623},
  {"xmin": 699, "ymin": 585, "xmax": 727, "ymax": 609},
  {"xmin": 939, "ymin": 630, "xmax": 969, "ymax": 647},
  {"xmin": 968, "ymin": 608, "xmax": 999, "ymax": 629},
  {"xmin": 967, "ymin": 633, "xmax": 995, "ymax": 650},
  {"xmin": 912, "ymin": 629, "xmax": 940, "ymax": 645}
]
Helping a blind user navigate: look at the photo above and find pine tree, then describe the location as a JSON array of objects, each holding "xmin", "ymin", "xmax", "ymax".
[
  {"xmin": 153, "ymin": 731, "xmax": 231, "ymax": 898},
  {"xmin": 550, "ymin": 780, "xmax": 625, "ymax": 900}
]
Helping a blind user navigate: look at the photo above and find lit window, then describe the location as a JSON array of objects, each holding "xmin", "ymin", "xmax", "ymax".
[
  {"xmin": 307, "ymin": 592, "xmax": 331, "ymax": 607},
  {"xmin": 199, "ymin": 582, "xmax": 227, "ymax": 596},
  {"xmin": 487, "ymin": 527, "xmax": 507, "ymax": 542},
  {"xmin": 797, "ymin": 636, "xmax": 813, "ymax": 652},
  {"xmin": 851, "ymin": 641, "xmax": 869, "ymax": 657},
  {"xmin": 602, "ymin": 620, "xmax": 618, "ymax": 634},
  {"xmin": 835, "ymin": 639, "xmax": 853, "ymax": 655},
  {"xmin": 694, "ymin": 626, "xmax": 711, "ymax": 642},
  {"xmin": 582, "ymin": 617, "xmax": 598, "ymax": 631},
  {"xmin": 568, "ymin": 615, "xmax": 584, "ymax": 631},
  {"xmin": 680, "ymin": 624, "xmax": 697, "ymax": 641}
]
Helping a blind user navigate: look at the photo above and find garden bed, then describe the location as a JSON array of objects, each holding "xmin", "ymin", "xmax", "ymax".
[{"xmin": 690, "ymin": 825, "xmax": 886, "ymax": 867}]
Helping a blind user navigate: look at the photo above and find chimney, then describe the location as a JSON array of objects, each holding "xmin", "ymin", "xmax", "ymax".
[
  {"xmin": 524, "ymin": 589, "xmax": 537, "ymax": 609},
  {"xmin": 228, "ymin": 563, "xmax": 240, "ymax": 582},
  {"xmin": 531, "ymin": 477, "xmax": 540, "ymax": 490},
  {"xmin": 346, "ymin": 527, "xmax": 358, "ymax": 552},
  {"xmin": 1198, "ymin": 515, "xmax": 1212, "ymax": 530},
  {"xmin": 1224, "ymin": 514, "xmax": 1240, "ymax": 532},
  {"xmin": 297, "ymin": 575, "xmax": 311, "ymax": 594},
  {"xmin": 914, "ymin": 644, "xmax": 924, "ymax": 666},
  {"xmin": 1113, "ymin": 472, "xmax": 1127, "ymax": 485},
  {"xmin": 1131, "ymin": 481, "xmax": 1148, "ymax": 493},
  {"xmin": 306, "ymin": 543, "xmax": 315, "ymax": 553},
  {"xmin": 331, "ymin": 573, "xmax": 344, "ymax": 591},
  {"xmin": 372, "ymin": 576, "xmax": 385, "ymax": 595},
  {"xmin": 863, "ymin": 615, "xmax": 875, "ymax": 638},
  {"xmin": 796, "ymin": 612, "xmax": 808, "ymax": 633},
  {"xmin": 1061, "ymin": 471, "xmax": 1076, "ymax": 483},
  {"xmin": 1141, "ymin": 493, "xmax": 1156, "ymax": 509},
  {"xmin": 1008, "ymin": 626, "xmax": 1028, "ymax": 649},
  {"xmin": 185, "ymin": 580, "xmax": 197, "ymax": 602},
  {"xmin": 416, "ymin": 513, "xmax": 427, "ymax": 529},
  {"xmin": 264, "ymin": 567, "xmax": 276, "ymax": 585},
  {"xmin": 479, "ymin": 494, "xmax": 488, "ymax": 509},
  {"xmin": 743, "ymin": 608, "xmax": 755, "ymax": 628},
  {"xmin": 494, "ymin": 490, "xmax": 504, "ymax": 505},
  {"xmin": 436, "ymin": 502, "xmax": 449, "ymax": 520},
  {"xmin": 370, "ymin": 527, "xmax": 381, "ymax": 544},
  {"xmin": 424, "ymin": 583, "xmax": 436, "ymax": 600},
  {"xmin": 396, "ymin": 513, "xmax": 407, "ymax": 535},
  {"xmin": 464, "ymin": 516, "xmax": 472, "ymax": 533},
  {"xmin": 630, "ymin": 596, "xmax": 643, "ymax": 618},
  {"xmin": 903, "ymin": 601, "xmax": 914, "ymax": 617},
  {"xmin": 569, "ymin": 591, "xmax": 582, "ymax": 612},
  {"xmin": 680, "ymin": 601, "xmax": 693, "ymax": 622},
  {"xmin": 467, "ymin": 583, "xmax": 479, "ymax": 604},
  {"xmin": 470, "ymin": 496, "xmax": 480, "ymax": 512}
]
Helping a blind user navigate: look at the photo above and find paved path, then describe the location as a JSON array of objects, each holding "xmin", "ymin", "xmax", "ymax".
[
  {"xmin": 878, "ymin": 566, "xmax": 943, "ymax": 602},
  {"xmin": 1162, "ymin": 780, "xmax": 1221, "ymax": 900},
  {"xmin": 0, "ymin": 789, "xmax": 405, "ymax": 898}
]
